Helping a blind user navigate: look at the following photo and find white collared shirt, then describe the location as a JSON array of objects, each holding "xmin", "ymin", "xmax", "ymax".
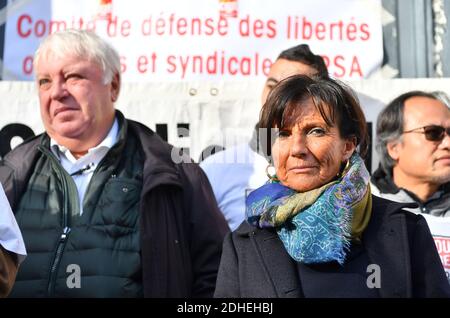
[
  {"xmin": 50, "ymin": 118, "xmax": 119, "ymax": 215},
  {"xmin": 0, "ymin": 182, "xmax": 27, "ymax": 262}
]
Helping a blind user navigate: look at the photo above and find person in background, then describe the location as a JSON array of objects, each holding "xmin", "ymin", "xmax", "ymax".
[
  {"xmin": 0, "ymin": 183, "xmax": 26, "ymax": 297},
  {"xmin": 214, "ymin": 75, "xmax": 450, "ymax": 298},
  {"xmin": 200, "ymin": 44, "xmax": 328, "ymax": 231},
  {"xmin": 371, "ymin": 90, "xmax": 450, "ymax": 282},
  {"xmin": 0, "ymin": 29, "xmax": 228, "ymax": 297}
]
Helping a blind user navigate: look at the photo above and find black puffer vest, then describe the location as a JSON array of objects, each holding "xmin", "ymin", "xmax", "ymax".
[{"xmin": 10, "ymin": 116, "xmax": 144, "ymax": 297}]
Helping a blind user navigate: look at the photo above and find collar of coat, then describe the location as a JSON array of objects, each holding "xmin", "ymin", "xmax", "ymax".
[{"xmin": 118, "ymin": 110, "xmax": 188, "ymax": 191}]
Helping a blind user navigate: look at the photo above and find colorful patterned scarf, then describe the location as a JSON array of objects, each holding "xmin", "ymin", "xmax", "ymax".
[{"xmin": 246, "ymin": 153, "xmax": 372, "ymax": 265}]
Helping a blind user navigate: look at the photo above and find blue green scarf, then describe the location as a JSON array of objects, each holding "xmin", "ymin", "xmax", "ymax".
[{"xmin": 246, "ymin": 153, "xmax": 371, "ymax": 265}]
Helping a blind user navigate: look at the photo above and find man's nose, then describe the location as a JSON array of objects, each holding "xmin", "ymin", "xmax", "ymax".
[{"xmin": 50, "ymin": 80, "xmax": 68, "ymax": 100}]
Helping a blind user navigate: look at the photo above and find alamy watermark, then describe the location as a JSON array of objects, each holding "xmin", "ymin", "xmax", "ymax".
[
  {"xmin": 171, "ymin": 127, "xmax": 278, "ymax": 164},
  {"xmin": 366, "ymin": 264, "xmax": 381, "ymax": 289},
  {"xmin": 66, "ymin": 264, "xmax": 81, "ymax": 289}
]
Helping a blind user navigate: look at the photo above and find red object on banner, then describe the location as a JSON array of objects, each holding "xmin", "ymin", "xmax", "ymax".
[
  {"xmin": 219, "ymin": 0, "xmax": 238, "ymax": 18},
  {"xmin": 434, "ymin": 236, "xmax": 450, "ymax": 270},
  {"xmin": 97, "ymin": 0, "xmax": 113, "ymax": 21}
]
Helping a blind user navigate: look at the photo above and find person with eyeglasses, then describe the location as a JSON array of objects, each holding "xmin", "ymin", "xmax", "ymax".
[{"xmin": 371, "ymin": 90, "xmax": 450, "ymax": 283}]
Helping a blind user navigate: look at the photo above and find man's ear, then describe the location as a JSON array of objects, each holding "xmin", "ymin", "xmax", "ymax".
[
  {"xmin": 110, "ymin": 73, "xmax": 120, "ymax": 102},
  {"xmin": 387, "ymin": 140, "xmax": 400, "ymax": 161}
]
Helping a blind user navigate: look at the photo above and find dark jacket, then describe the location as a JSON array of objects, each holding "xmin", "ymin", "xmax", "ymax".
[
  {"xmin": 0, "ymin": 113, "xmax": 229, "ymax": 297},
  {"xmin": 214, "ymin": 196, "xmax": 450, "ymax": 298}
]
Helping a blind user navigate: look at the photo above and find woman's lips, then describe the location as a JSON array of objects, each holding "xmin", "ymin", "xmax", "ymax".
[{"xmin": 288, "ymin": 165, "xmax": 318, "ymax": 173}]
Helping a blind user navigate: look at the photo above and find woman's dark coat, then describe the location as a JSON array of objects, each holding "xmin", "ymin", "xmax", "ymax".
[{"xmin": 215, "ymin": 196, "xmax": 450, "ymax": 298}]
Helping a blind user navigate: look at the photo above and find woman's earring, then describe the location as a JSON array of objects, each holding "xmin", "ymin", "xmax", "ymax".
[
  {"xmin": 266, "ymin": 164, "xmax": 279, "ymax": 183},
  {"xmin": 337, "ymin": 159, "xmax": 351, "ymax": 178},
  {"xmin": 344, "ymin": 158, "xmax": 351, "ymax": 171}
]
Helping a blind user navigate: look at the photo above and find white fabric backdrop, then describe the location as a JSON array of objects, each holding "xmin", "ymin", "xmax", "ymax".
[{"xmin": 2, "ymin": 78, "xmax": 450, "ymax": 170}]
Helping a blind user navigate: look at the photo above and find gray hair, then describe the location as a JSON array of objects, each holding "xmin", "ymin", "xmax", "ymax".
[
  {"xmin": 34, "ymin": 29, "xmax": 121, "ymax": 85},
  {"xmin": 376, "ymin": 90, "xmax": 449, "ymax": 174},
  {"xmin": 432, "ymin": 90, "xmax": 450, "ymax": 107}
]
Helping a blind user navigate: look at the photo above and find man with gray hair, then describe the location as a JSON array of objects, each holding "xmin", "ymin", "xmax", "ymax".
[
  {"xmin": 0, "ymin": 29, "xmax": 228, "ymax": 297},
  {"xmin": 371, "ymin": 90, "xmax": 450, "ymax": 281}
]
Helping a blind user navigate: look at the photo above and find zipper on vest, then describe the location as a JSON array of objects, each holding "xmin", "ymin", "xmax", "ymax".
[
  {"xmin": 47, "ymin": 226, "xmax": 71, "ymax": 296},
  {"xmin": 38, "ymin": 146, "xmax": 78, "ymax": 297}
]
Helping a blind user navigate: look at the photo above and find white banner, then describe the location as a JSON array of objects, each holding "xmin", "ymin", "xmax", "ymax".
[
  {"xmin": 421, "ymin": 215, "xmax": 450, "ymax": 284},
  {"xmin": 1, "ymin": 78, "xmax": 450, "ymax": 172},
  {"xmin": 2, "ymin": 0, "xmax": 383, "ymax": 81}
]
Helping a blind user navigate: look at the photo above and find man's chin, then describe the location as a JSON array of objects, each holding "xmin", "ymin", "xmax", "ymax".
[
  {"xmin": 49, "ymin": 127, "xmax": 84, "ymax": 142},
  {"xmin": 430, "ymin": 170, "xmax": 450, "ymax": 185}
]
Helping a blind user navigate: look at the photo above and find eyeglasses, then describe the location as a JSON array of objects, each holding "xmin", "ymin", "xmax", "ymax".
[{"xmin": 403, "ymin": 125, "xmax": 450, "ymax": 142}]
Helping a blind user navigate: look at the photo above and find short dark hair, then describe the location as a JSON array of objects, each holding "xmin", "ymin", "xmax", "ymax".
[
  {"xmin": 259, "ymin": 75, "xmax": 368, "ymax": 158},
  {"xmin": 277, "ymin": 44, "xmax": 328, "ymax": 79},
  {"xmin": 376, "ymin": 90, "xmax": 445, "ymax": 174}
]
